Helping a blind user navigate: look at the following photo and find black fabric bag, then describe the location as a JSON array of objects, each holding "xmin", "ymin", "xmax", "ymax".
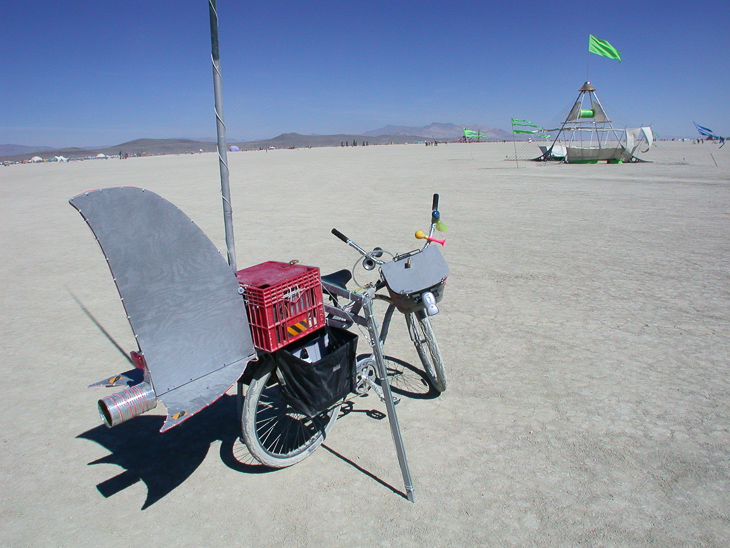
[{"xmin": 274, "ymin": 326, "xmax": 358, "ymax": 419}]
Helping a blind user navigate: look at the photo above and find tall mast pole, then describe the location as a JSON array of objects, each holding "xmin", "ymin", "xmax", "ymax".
[{"xmin": 208, "ymin": 0, "xmax": 237, "ymax": 272}]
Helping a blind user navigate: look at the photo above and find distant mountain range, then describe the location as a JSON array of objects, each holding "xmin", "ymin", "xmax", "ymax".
[
  {"xmin": 0, "ymin": 144, "xmax": 55, "ymax": 156},
  {"xmin": 233, "ymin": 132, "xmax": 426, "ymax": 150},
  {"xmin": 1, "ymin": 122, "xmax": 513, "ymax": 161},
  {"xmin": 363, "ymin": 122, "xmax": 512, "ymax": 140},
  {"xmin": 0, "ymin": 139, "xmax": 219, "ymax": 162}
]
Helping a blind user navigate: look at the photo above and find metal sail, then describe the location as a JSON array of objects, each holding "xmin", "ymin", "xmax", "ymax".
[{"xmin": 70, "ymin": 187, "xmax": 256, "ymax": 432}]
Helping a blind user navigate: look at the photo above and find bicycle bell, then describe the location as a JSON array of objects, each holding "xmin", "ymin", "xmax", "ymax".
[{"xmin": 362, "ymin": 247, "xmax": 384, "ymax": 271}]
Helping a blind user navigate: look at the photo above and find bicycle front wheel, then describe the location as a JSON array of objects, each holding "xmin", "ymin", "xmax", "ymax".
[
  {"xmin": 241, "ymin": 359, "xmax": 340, "ymax": 468},
  {"xmin": 406, "ymin": 309, "xmax": 447, "ymax": 392}
]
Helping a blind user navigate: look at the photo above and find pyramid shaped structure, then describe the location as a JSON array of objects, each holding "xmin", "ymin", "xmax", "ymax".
[{"xmin": 538, "ymin": 82, "xmax": 652, "ymax": 163}]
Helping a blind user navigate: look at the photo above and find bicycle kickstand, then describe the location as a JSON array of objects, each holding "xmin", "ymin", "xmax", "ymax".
[{"xmin": 362, "ymin": 294, "xmax": 416, "ymax": 503}]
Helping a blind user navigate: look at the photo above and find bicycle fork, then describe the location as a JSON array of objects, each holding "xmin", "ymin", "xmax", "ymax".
[{"xmin": 362, "ymin": 295, "xmax": 416, "ymax": 503}]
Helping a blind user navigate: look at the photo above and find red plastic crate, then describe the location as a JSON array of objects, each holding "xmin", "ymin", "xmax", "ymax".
[{"xmin": 236, "ymin": 261, "xmax": 325, "ymax": 352}]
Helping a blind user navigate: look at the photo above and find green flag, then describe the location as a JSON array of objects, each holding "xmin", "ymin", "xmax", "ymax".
[
  {"xmin": 511, "ymin": 118, "xmax": 539, "ymax": 127},
  {"xmin": 463, "ymin": 128, "xmax": 478, "ymax": 137},
  {"xmin": 511, "ymin": 118, "xmax": 541, "ymax": 134},
  {"xmin": 589, "ymin": 34, "xmax": 621, "ymax": 62}
]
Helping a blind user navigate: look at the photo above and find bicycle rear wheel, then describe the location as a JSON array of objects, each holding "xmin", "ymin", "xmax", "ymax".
[
  {"xmin": 406, "ymin": 309, "xmax": 447, "ymax": 392},
  {"xmin": 241, "ymin": 358, "xmax": 340, "ymax": 468}
]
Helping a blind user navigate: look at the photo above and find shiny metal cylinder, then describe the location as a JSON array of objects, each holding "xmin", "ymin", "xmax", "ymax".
[{"xmin": 98, "ymin": 382, "xmax": 157, "ymax": 427}]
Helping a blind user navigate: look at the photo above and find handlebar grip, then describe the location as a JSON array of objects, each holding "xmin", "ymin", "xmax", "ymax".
[
  {"xmin": 331, "ymin": 228, "xmax": 349, "ymax": 243},
  {"xmin": 432, "ymin": 193, "xmax": 440, "ymax": 211}
]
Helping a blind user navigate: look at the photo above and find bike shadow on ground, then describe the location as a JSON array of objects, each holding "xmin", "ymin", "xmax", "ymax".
[
  {"xmin": 73, "ymin": 295, "xmax": 428, "ymax": 507},
  {"xmin": 322, "ymin": 400, "xmax": 407, "ymax": 500},
  {"xmin": 77, "ymin": 394, "xmax": 273, "ymax": 510},
  {"xmin": 78, "ymin": 387, "xmax": 419, "ymax": 508},
  {"xmin": 373, "ymin": 354, "xmax": 441, "ymax": 400}
]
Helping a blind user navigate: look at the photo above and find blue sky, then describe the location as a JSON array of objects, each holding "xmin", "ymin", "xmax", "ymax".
[{"xmin": 2, "ymin": 0, "xmax": 728, "ymax": 148}]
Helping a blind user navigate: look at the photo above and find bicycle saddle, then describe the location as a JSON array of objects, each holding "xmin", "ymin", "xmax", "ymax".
[{"xmin": 321, "ymin": 269, "xmax": 352, "ymax": 289}]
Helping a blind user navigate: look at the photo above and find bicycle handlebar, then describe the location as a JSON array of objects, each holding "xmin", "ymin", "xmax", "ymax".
[
  {"xmin": 334, "ymin": 193, "xmax": 443, "ymax": 257},
  {"xmin": 331, "ymin": 228, "xmax": 349, "ymax": 243},
  {"xmin": 332, "ymin": 228, "xmax": 378, "ymax": 263}
]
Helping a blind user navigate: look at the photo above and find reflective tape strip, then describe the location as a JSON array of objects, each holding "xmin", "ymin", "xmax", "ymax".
[{"xmin": 287, "ymin": 320, "xmax": 308, "ymax": 336}]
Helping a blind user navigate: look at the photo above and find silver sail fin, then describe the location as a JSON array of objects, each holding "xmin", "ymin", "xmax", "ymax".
[{"xmin": 70, "ymin": 187, "xmax": 256, "ymax": 431}]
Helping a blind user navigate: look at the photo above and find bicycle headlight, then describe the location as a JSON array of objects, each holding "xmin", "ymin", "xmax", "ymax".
[{"xmin": 422, "ymin": 291, "xmax": 439, "ymax": 316}]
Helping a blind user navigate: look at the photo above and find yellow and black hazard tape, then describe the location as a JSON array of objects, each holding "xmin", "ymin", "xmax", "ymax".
[{"xmin": 287, "ymin": 319, "xmax": 309, "ymax": 337}]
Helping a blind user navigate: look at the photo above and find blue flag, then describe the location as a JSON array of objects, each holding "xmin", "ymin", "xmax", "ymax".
[
  {"xmin": 694, "ymin": 122, "xmax": 725, "ymax": 147},
  {"xmin": 694, "ymin": 122, "xmax": 716, "ymax": 138}
]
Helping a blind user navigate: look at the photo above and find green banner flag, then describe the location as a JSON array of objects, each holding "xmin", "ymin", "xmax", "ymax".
[
  {"xmin": 589, "ymin": 34, "xmax": 621, "ymax": 62},
  {"xmin": 511, "ymin": 118, "xmax": 540, "ymax": 128},
  {"xmin": 464, "ymin": 128, "xmax": 489, "ymax": 139},
  {"xmin": 512, "ymin": 118, "xmax": 541, "ymax": 134}
]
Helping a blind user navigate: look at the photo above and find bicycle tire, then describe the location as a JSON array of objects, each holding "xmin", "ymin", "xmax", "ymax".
[
  {"xmin": 241, "ymin": 359, "xmax": 340, "ymax": 468},
  {"xmin": 406, "ymin": 310, "xmax": 447, "ymax": 392}
]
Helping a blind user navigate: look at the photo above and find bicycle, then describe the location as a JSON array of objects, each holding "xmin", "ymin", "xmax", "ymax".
[
  {"xmin": 239, "ymin": 194, "xmax": 449, "ymax": 501},
  {"xmin": 72, "ymin": 186, "xmax": 447, "ymax": 502}
]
